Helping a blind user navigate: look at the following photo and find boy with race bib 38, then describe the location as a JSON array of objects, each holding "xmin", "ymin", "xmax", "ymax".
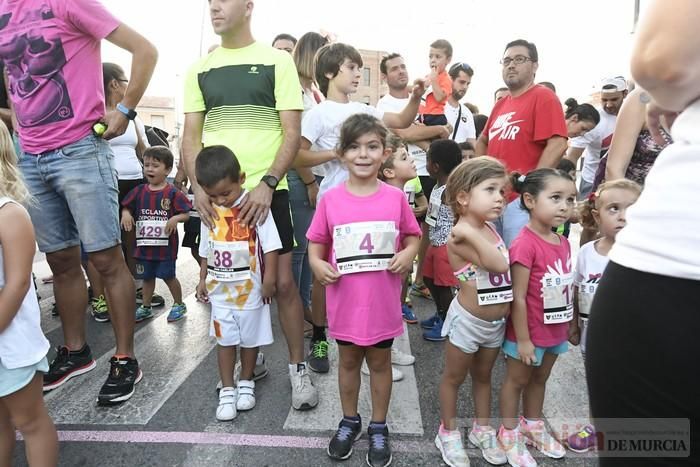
[
  {"xmin": 307, "ymin": 114, "xmax": 421, "ymax": 467},
  {"xmin": 194, "ymin": 146, "xmax": 280, "ymax": 422},
  {"xmin": 435, "ymin": 157, "xmax": 511, "ymax": 467},
  {"xmin": 121, "ymin": 147, "xmax": 191, "ymax": 323},
  {"xmin": 497, "ymin": 168, "xmax": 578, "ymax": 467}
]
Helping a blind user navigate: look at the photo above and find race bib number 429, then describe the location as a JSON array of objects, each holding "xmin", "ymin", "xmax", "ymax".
[
  {"xmin": 136, "ymin": 220, "xmax": 168, "ymax": 246},
  {"xmin": 333, "ymin": 221, "xmax": 397, "ymax": 274}
]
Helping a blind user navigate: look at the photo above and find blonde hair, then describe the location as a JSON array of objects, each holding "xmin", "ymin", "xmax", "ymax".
[
  {"xmin": 446, "ymin": 156, "xmax": 507, "ymax": 221},
  {"xmin": 0, "ymin": 122, "xmax": 30, "ymax": 204},
  {"xmin": 579, "ymin": 179, "xmax": 642, "ymax": 229}
]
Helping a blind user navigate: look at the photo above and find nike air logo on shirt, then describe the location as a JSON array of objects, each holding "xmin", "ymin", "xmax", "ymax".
[{"xmin": 489, "ymin": 112, "xmax": 525, "ymax": 141}]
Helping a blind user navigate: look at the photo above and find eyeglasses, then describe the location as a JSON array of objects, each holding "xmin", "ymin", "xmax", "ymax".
[
  {"xmin": 450, "ymin": 62, "xmax": 473, "ymax": 75},
  {"xmin": 500, "ymin": 55, "xmax": 532, "ymax": 67}
]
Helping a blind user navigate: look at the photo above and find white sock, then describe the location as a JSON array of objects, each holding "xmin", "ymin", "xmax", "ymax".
[{"xmin": 523, "ymin": 417, "xmax": 540, "ymax": 427}]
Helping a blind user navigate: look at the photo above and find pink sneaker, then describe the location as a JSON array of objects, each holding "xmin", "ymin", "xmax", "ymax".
[
  {"xmin": 518, "ymin": 417, "xmax": 565, "ymax": 459},
  {"xmin": 468, "ymin": 423, "xmax": 507, "ymax": 465},
  {"xmin": 497, "ymin": 425, "xmax": 536, "ymax": 467}
]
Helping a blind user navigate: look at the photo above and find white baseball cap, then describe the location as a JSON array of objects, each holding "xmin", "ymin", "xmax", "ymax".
[{"xmin": 601, "ymin": 76, "xmax": 628, "ymax": 93}]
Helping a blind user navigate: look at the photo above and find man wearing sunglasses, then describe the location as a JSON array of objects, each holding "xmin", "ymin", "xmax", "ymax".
[{"xmin": 476, "ymin": 39, "xmax": 568, "ymax": 246}]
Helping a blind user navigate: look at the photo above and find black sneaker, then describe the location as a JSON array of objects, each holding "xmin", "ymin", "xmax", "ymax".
[
  {"xmin": 97, "ymin": 356, "xmax": 143, "ymax": 406},
  {"xmin": 43, "ymin": 345, "xmax": 97, "ymax": 391},
  {"xmin": 307, "ymin": 339, "xmax": 330, "ymax": 373},
  {"xmin": 367, "ymin": 423, "xmax": 392, "ymax": 467},
  {"xmin": 327, "ymin": 416, "xmax": 362, "ymax": 460},
  {"xmin": 136, "ymin": 289, "xmax": 165, "ymax": 307}
]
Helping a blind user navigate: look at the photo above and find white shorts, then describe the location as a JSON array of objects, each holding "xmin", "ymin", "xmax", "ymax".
[
  {"xmin": 441, "ymin": 298, "xmax": 505, "ymax": 354},
  {"xmin": 210, "ymin": 303, "xmax": 274, "ymax": 348}
]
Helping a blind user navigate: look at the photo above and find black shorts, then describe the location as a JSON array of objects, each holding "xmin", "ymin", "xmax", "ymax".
[
  {"xmin": 271, "ymin": 190, "xmax": 294, "ymax": 255},
  {"xmin": 336, "ymin": 338, "xmax": 394, "ymax": 349},
  {"xmin": 587, "ymin": 262, "xmax": 700, "ymax": 465},
  {"xmin": 421, "ymin": 114, "xmax": 448, "ymax": 126},
  {"xmin": 182, "ymin": 216, "xmax": 201, "ymax": 249}
]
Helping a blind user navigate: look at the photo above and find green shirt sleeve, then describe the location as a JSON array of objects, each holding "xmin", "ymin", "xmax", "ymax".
[
  {"xmin": 274, "ymin": 52, "xmax": 303, "ymax": 111},
  {"xmin": 183, "ymin": 61, "xmax": 206, "ymax": 114}
]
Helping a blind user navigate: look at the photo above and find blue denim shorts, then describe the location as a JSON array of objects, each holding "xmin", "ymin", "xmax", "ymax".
[
  {"xmin": 502, "ymin": 339, "xmax": 568, "ymax": 367},
  {"xmin": 136, "ymin": 259, "xmax": 176, "ymax": 280},
  {"xmin": 18, "ymin": 133, "xmax": 121, "ymax": 254}
]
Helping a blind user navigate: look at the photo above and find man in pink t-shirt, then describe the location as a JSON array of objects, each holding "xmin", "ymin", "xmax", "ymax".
[
  {"xmin": 476, "ymin": 39, "xmax": 568, "ymax": 246},
  {"xmin": 0, "ymin": 0, "xmax": 157, "ymax": 405}
]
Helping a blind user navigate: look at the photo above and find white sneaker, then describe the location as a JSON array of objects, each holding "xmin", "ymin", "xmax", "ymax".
[
  {"xmin": 236, "ymin": 379, "xmax": 256, "ymax": 411},
  {"xmin": 289, "ymin": 363, "xmax": 318, "ymax": 410},
  {"xmin": 519, "ymin": 418, "xmax": 566, "ymax": 459},
  {"xmin": 216, "ymin": 352, "xmax": 268, "ymax": 391},
  {"xmin": 361, "ymin": 360, "xmax": 404, "ymax": 382},
  {"xmin": 468, "ymin": 424, "xmax": 507, "ymax": 465},
  {"xmin": 435, "ymin": 429, "xmax": 470, "ymax": 467},
  {"xmin": 216, "ymin": 387, "xmax": 237, "ymax": 421},
  {"xmin": 391, "ymin": 346, "xmax": 415, "ymax": 366}
]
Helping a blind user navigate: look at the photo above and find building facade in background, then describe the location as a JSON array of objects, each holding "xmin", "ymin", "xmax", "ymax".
[{"xmin": 350, "ymin": 49, "xmax": 389, "ymax": 106}]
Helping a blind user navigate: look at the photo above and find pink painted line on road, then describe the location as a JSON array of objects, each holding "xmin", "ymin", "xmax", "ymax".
[{"xmin": 16, "ymin": 430, "xmax": 428, "ymax": 452}]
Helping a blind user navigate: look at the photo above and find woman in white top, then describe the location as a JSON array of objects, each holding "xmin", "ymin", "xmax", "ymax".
[{"xmin": 586, "ymin": 1, "xmax": 700, "ymax": 465}]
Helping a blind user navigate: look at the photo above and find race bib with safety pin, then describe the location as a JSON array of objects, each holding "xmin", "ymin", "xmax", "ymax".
[
  {"xmin": 542, "ymin": 272, "xmax": 574, "ymax": 324},
  {"xmin": 333, "ymin": 221, "xmax": 397, "ymax": 274},
  {"xmin": 207, "ymin": 240, "xmax": 251, "ymax": 281},
  {"xmin": 425, "ymin": 189, "xmax": 441, "ymax": 227},
  {"xmin": 136, "ymin": 220, "xmax": 168, "ymax": 246},
  {"xmin": 475, "ymin": 269, "xmax": 513, "ymax": 305},
  {"xmin": 577, "ymin": 283, "xmax": 598, "ymax": 319}
]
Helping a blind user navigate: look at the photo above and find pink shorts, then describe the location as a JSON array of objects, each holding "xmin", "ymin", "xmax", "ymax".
[{"xmin": 422, "ymin": 244, "xmax": 458, "ymax": 287}]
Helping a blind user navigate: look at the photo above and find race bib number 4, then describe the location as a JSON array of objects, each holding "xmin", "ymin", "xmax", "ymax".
[
  {"xmin": 136, "ymin": 220, "xmax": 168, "ymax": 246},
  {"xmin": 476, "ymin": 269, "xmax": 513, "ymax": 304},
  {"xmin": 333, "ymin": 221, "xmax": 397, "ymax": 275},
  {"xmin": 542, "ymin": 272, "xmax": 574, "ymax": 324},
  {"xmin": 207, "ymin": 240, "xmax": 251, "ymax": 281}
]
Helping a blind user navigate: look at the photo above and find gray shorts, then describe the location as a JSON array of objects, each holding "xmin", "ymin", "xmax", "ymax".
[{"xmin": 441, "ymin": 299, "xmax": 506, "ymax": 354}]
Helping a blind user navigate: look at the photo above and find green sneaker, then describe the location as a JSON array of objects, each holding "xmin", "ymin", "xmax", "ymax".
[
  {"xmin": 167, "ymin": 303, "xmax": 187, "ymax": 322},
  {"xmin": 91, "ymin": 295, "xmax": 110, "ymax": 322},
  {"xmin": 135, "ymin": 305, "xmax": 153, "ymax": 323},
  {"xmin": 307, "ymin": 339, "xmax": 330, "ymax": 373}
]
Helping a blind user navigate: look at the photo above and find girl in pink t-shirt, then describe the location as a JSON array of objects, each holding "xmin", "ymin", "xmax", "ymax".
[
  {"xmin": 307, "ymin": 114, "xmax": 421, "ymax": 465},
  {"xmin": 497, "ymin": 168, "xmax": 577, "ymax": 467}
]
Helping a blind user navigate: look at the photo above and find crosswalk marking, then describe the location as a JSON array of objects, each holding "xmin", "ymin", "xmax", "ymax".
[
  {"xmin": 283, "ymin": 324, "xmax": 424, "ymax": 435},
  {"xmin": 44, "ymin": 292, "xmax": 216, "ymax": 425}
]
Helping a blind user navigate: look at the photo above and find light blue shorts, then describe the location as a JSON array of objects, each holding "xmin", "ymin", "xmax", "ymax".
[
  {"xmin": 18, "ymin": 133, "xmax": 121, "ymax": 254},
  {"xmin": 0, "ymin": 356, "xmax": 49, "ymax": 397},
  {"xmin": 502, "ymin": 339, "xmax": 568, "ymax": 367}
]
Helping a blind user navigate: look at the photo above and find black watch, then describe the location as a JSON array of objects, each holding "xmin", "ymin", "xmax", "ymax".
[{"xmin": 261, "ymin": 174, "xmax": 279, "ymax": 190}]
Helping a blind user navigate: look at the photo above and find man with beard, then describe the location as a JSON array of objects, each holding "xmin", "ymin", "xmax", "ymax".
[
  {"xmin": 476, "ymin": 39, "xmax": 568, "ymax": 246},
  {"xmin": 444, "ymin": 62, "xmax": 476, "ymax": 145}
]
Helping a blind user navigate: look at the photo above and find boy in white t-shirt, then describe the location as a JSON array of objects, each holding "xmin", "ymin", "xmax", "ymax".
[
  {"xmin": 293, "ymin": 42, "xmax": 425, "ymax": 373},
  {"xmin": 194, "ymin": 146, "xmax": 281, "ymax": 422}
]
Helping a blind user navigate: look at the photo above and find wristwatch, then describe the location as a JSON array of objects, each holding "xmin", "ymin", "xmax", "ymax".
[
  {"xmin": 261, "ymin": 174, "xmax": 279, "ymax": 190},
  {"xmin": 116, "ymin": 103, "xmax": 138, "ymax": 121}
]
